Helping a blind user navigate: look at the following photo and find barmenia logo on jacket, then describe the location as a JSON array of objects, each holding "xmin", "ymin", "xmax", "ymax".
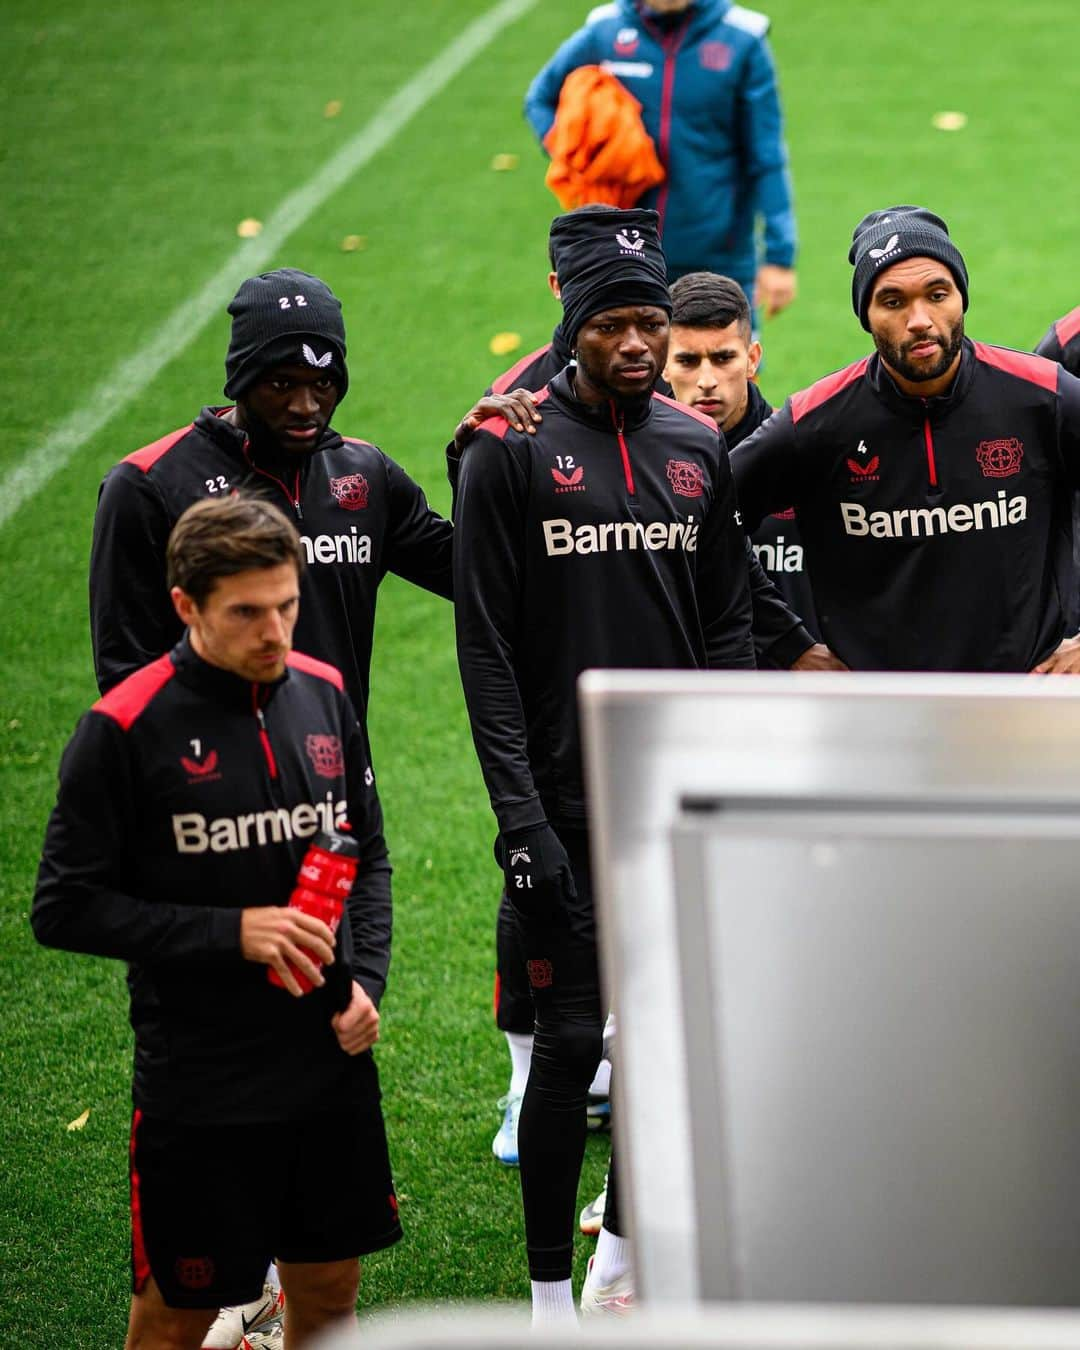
[
  {"xmin": 172, "ymin": 792, "xmax": 347, "ymax": 854},
  {"xmin": 300, "ymin": 526, "xmax": 373, "ymax": 565},
  {"xmin": 543, "ymin": 515, "xmax": 699, "ymax": 556},
  {"xmin": 840, "ymin": 490, "xmax": 1028, "ymax": 538}
]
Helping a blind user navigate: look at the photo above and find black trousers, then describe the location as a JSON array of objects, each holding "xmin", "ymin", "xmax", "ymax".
[{"xmin": 510, "ymin": 824, "xmax": 623, "ymax": 1282}]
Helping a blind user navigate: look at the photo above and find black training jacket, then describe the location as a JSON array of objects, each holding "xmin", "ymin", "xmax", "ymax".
[
  {"xmin": 730, "ymin": 381, "xmax": 820, "ymax": 653},
  {"xmin": 90, "ymin": 409, "xmax": 453, "ymax": 716},
  {"xmin": 485, "ymin": 336, "xmax": 812, "ymax": 668},
  {"xmin": 454, "ymin": 367, "xmax": 754, "ymax": 833},
  {"xmin": 33, "ymin": 637, "xmax": 391, "ymax": 1125},
  {"xmin": 731, "ymin": 340, "xmax": 1080, "ymax": 671},
  {"xmin": 1035, "ymin": 307, "xmax": 1080, "ymax": 378},
  {"xmin": 1035, "ymin": 309, "xmax": 1080, "ymax": 626}
]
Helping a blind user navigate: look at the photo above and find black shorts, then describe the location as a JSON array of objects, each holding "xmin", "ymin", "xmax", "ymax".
[{"xmin": 129, "ymin": 1065, "xmax": 402, "ymax": 1309}]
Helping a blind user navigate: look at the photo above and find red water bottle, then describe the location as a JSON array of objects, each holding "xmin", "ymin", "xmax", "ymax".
[{"xmin": 268, "ymin": 830, "xmax": 360, "ymax": 993}]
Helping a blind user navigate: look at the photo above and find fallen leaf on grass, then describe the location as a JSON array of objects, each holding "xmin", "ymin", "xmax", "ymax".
[
  {"xmin": 67, "ymin": 1108, "xmax": 90, "ymax": 1132},
  {"xmin": 491, "ymin": 153, "xmax": 519, "ymax": 171},
  {"xmin": 324, "ymin": 99, "xmax": 344, "ymax": 119},
  {"xmin": 932, "ymin": 111, "xmax": 968, "ymax": 131},
  {"xmin": 236, "ymin": 218, "xmax": 263, "ymax": 238},
  {"xmin": 341, "ymin": 235, "xmax": 368, "ymax": 252},
  {"xmin": 489, "ymin": 332, "xmax": 522, "ymax": 356}
]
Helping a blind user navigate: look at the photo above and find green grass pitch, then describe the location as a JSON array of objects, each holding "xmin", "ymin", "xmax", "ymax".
[{"xmin": 1, "ymin": 0, "xmax": 1079, "ymax": 1342}]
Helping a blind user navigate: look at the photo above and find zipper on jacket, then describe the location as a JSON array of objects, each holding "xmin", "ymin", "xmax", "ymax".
[
  {"xmin": 653, "ymin": 16, "xmax": 690, "ymax": 233},
  {"xmin": 609, "ymin": 401, "xmax": 636, "ymax": 494},
  {"xmin": 921, "ymin": 406, "xmax": 939, "ymax": 488},
  {"xmin": 253, "ymin": 688, "xmax": 279, "ymax": 780},
  {"xmin": 243, "ymin": 440, "xmax": 304, "ymax": 519}
]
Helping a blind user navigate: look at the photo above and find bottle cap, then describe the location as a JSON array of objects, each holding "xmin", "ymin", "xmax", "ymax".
[{"xmin": 313, "ymin": 829, "xmax": 360, "ymax": 859}]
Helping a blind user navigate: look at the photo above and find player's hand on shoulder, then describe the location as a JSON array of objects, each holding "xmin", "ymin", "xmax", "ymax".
[
  {"xmin": 790, "ymin": 642, "xmax": 849, "ymax": 672},
  {"xmin": 1031, "ymin": 634, "xmax": 1080, "ymax": 675},
  {"xmin": 453, "ymin": 389, "xmax": 542, "ymax": 450},
  {"xmin": 332, "ymin": 980, "xmax": 380, "ymax": 1054},
  {"xmin": 755, "ymin": 264, "xmax": 797, "ymax": 319},
  {"xmin": 240, "ymin": 906, "xmax": 335, "ymax": 997}
]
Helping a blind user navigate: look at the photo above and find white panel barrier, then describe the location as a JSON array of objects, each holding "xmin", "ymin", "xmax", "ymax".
[
  {"xmin": 576, "ymin": 672, "xmax": 1080, "ymax": 1308},
  {"xmin": 325, "ymin": 1303, "xmax": 1080, "ymax": 1349}
]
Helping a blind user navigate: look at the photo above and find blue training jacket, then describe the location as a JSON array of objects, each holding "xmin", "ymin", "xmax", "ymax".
[{"xmin": 525, "ymin": 0, "xmax": 796, "ymax": 284}]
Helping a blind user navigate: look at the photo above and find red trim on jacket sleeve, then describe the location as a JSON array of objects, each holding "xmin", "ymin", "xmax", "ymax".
[
  {"xmin": 790, "ymin": 358, "xmax": 870, "ymax": 425},
  {"xmin": 123, "ymin": 426, "xmax": 192, "ymax": 473},
  {"xmin": 1055, "ymin": 308, "xmax": 1080, "ymax": 350},
  {"xmin": 286, "ymin": 650, "xmax": 345, "ymax": 690},
  {"xmin": 92, "ymin": 654, "xmax": 176, "ymax": 730},
  {"xmin": 652, "ymin": 390, "xmax": 722, "ymax": 432},
  {"xmin": 492, "ymin": 344, "xmax": 553, "ymax": 394},
  {"xmin": 972, "ymin": 342, "xmax": 1058, "ymax": 392},
  {"xmin": 342, "ymin": 436, "xmax": 377, "ymax": 451}
]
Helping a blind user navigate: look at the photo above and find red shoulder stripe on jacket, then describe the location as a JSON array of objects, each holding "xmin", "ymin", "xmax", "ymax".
[
  {"xmin": 123, "ymin": 426, "xmax": 192, "ymax": 473},
  {"xmin": 92, "ymin": 654, "xmax": 176, "ymax": 730},
  {"xmin": 1055, "ymin": 308, "xmax": 1080, "ymax": 350},
  {"xmin": 790, "ymin": 358, "xmax": 869, "ymax": 425},
  {"xmin": 342, "ymin": 437, "xmax": 377, "ymax": 451},
  {"xmin": 651, "ymin": 390, "xmax": 720, "ymax": 432},
  {"xmin": 287, "ymin": 650, "xmax": 345, "ymax": 690},
  {"xmin": 492, "ymin": 344, "xmax": 553, "ymax": 394},
  {"xmin": 972, "ymin": 342, "xmax": 1058, "ymax": 393},
  {"xmin": 475, "ymin": 385, "xmax": 552, "ymax": 440}
]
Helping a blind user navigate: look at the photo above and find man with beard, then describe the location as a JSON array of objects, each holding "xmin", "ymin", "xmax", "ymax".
[
  {"xmin": 35, "ymin": 495, "xmax": 399, "ymax": 1350},
  {"xmin": 730, "ymin": 206, "xmax": 1080, "ymax": 673},
  {"xmin": 453, "ymin": 206, "xmax": 753, "ymax": 1324},
  {"xmin": 480, "ymin": 238, "xmax": 816, "ymax": 1176}
]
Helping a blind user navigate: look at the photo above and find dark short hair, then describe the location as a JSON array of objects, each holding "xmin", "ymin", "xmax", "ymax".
[
  {"xmin": 166, "ymin": 494, "xmax": 305, "ymax": 605},
  {"xmin": 669, "ymin": 272, "xmax": 752, "ymax": 341},
  {"xmin": 548, "ymin": 202, "xmax": 623, "ymax": 269}
]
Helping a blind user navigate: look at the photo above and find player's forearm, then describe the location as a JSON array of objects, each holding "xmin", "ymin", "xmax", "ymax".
[
  {"xmin": 747, "ymin": 540, "xmax": 813, "ymax": 666},
  {"xmin": 699, "ymin": 482, "xmax": 756, "ymax": 670},
  {"xmin": 345, "ymin": 855, "xmax": 393, "ymax": 1005},
  {"xmin": 459, "ymin": 663, "xmax": 544, "ymax": 831},
  {"xmin": 31, "ymin": 874, "xmax": 242, "ymax": 964}
]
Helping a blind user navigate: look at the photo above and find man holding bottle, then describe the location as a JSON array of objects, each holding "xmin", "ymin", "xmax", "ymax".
[{"xmin": 33, "ymin": 495, "xmax": 400, "ymax": 1350}]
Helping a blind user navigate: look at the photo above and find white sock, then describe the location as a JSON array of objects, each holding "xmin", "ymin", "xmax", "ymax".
[
  {"xmin": 505, "ymin": 1031, "xmax": 533, "ymax": 1098},
  {"xmin": 588, "ymin": 1057, "xmax": 611, "ymax": 1097},
  {"xmin": 530, "ymin": 1278, "xmax": 576, "ymax": 1326},
  {"xmin": 591, "ymin": 1228, "xmax": 632, "ymax": 1286}
]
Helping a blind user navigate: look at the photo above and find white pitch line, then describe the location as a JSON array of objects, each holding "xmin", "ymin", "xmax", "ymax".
[{"xmin": 0, "ymin": 0, "xmax": 538, "ymax": 532}]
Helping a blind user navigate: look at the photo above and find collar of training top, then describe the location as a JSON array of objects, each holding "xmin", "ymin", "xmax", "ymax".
[
  {"xmin": 725, "ymin": 378, "xmax": 772, "ymax": 451},
  {"xmin": 170, "ymin": 631, "xmax": 291, "ymax": 710},
  {"xmin": 546, "ymin": 366, "xmax": 655, "ymax": 432},
  {"xmin": 196, "ymin": 406, "xmax": 344, "ymax": 470},
  {"xmin": 865, "ymin": 337, "xmax": 977, "ymax": 419}
]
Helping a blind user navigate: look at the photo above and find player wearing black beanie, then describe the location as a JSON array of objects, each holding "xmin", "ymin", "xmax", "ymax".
[
  {"xmin": 730, "ymin": 204, "xmax": 1080, "ymax": 675},
  {"xmin": 454, "ymin": 207, "xmax": 753, "ymax": 1325}
]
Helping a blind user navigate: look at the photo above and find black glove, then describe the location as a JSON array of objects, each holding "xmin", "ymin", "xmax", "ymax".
[{"xmin": 497, "ymin": 821, "xmax": 576, "ymax": 919}]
